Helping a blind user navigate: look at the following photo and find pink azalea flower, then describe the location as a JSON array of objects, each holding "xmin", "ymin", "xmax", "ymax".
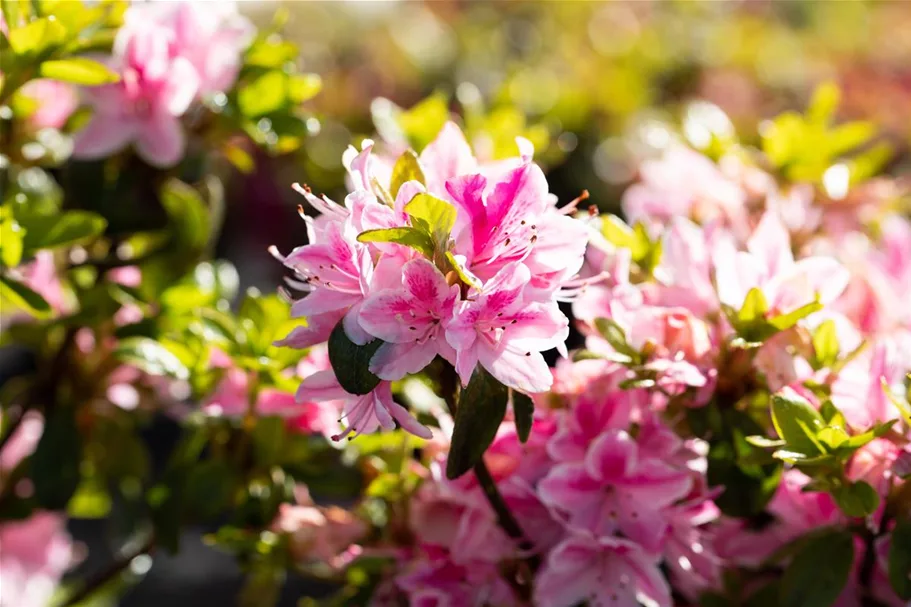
[
  {"xmin": 275, "ymin": 220, "xmax": 375, "ymax": 345},
  {"xmin": 0, "ymin": 411, "xmax": 43, "ymax": 477},
  {"xmin": 535, "ymin": 532, "xmax": 672, "ymax": 607},
  {"xmin": 395, "ymin": 551, "xmax": 517, "ymax": 607},
  {"xmin": 359, "ymin": 258, "xmax": 459, "ymax": 380},
  {"xmin": 119, "ymin": 1, "xmax": 254, "ymax": 96},
  {"xmin": 547, "ymin": 380, "xmax": 638, "ymax": 463},
  {"xmin": 418, "ymin": 121, "xmax": 478, "ymax": 194},
  {"xmin": 768, "ymin": 470, "xmax": 844, "ymax": 539},
  {"xmin": 445, "ymin": 262, "xmax": 569, "ymax": 393},
  {"xmin": 621, "ymin": 144, "xmax": 746, "ymax": 233},
  {"xmin": 538, "ymin": 429, "xmax": 692, "ymax": 552},
  {"xmin": 73, "ymin": 20, "xmax": 198, "ymax": 167},
  {"xmin": 652, "ymin": 217, "xmax": 718, "ymax": 316},
  {"xmin": 296, "ymin": 374, "xmax": 431, "ymax": 440},
  {"xmin": 713, "ymin": 211, "xmax": 850, "ymax": 315},
  {"xmin": 664, "ymin": 498, "xmax": 724, "ymax": 600},
  {"xmin": 0, "ymin": 513, "xmax": 73, "ymax": 607},
  {"xmin": 19, "ymin": 79, "xmax": 78, "ymax": 130}
]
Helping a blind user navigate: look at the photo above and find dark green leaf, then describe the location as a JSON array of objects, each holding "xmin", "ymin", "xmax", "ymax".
[
  {"xmin": 512, "ymin": 391, "xmax": 534, "ymax": 443},
  {"xmin": 0, "ymin": 275, "xmax": 52, "ymax": 317},
  {"xmin": 446, "ymin": 366, "xmax": 508, "ymax": 479},
  {"xmin": 186, "ymin": 460, "xmax": 237, "ymax": 520},
  {"xmin": 19, "ymin": 210, "xmax": 107, "ymax": 254},
  {"xmin": 780, "ymin": 529, "xmax": 854, "ymax": 607},
  {"xmin": 389, "ymin": 150, "xmax": 425, "ymax": 199},
  {"xmin": 31, "ymin": 406, "xmax": 82, "ymax": 509},
  {"xmin": 252, "ymin": 417, "xmax": 285, "ymax": 467},
  {"xmin": 593, "ymin": 317, "xmax": 638, "ymax": 361},
  {"xmin": 160, "ymin": 179, "xmax": 211, "ymax": 253},
  {"xmin": 770, "ymin": 391, "xmax": 825, "ymax": 455},
  {"xmin": 357, "ymin": 227, "xmax": 435, "ymax": 258},
  {"xmin": 831, "ymin": 481, "xmax": 879, "ymax": 517},
  {"xmin": 38, "ymin": 58, "xmax": 120, "ymax": 85},
  {"xmin": 889, "ymin": 519, "xmax": 911, "ymax": 599},
  {"xmin": 327, "ymin": 321, "xmax": 383, "ymax": 395}
]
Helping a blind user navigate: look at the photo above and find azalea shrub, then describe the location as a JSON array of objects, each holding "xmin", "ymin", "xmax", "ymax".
[{"xmin": 2, "ymin": 2, "xmax": 911, "ymax": 607}]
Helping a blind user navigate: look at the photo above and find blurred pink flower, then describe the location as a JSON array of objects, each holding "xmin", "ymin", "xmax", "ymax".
[
  {"xmin": 0, "ymin": 513, "xmax": 73, "ymax": 607},
  {"xmin": 19, "ymin": 80, "xmax": 78, "ymax": 130}
]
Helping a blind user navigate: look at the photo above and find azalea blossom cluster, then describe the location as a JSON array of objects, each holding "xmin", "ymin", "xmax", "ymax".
[
  {"xmin": 268, "ymin": 137, "xmax": 911, "ymax": 606},
  {"xmin": 273, "ymin": 122, "xmax": 589, "ymax": 441},
  {"xmin": 72, "ymin": 1, "xmax": 253, "ymax": 167}
]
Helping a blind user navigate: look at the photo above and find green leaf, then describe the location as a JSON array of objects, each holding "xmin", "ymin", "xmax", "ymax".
[
  {"xmin": 389, "ymin": 150, "xmax": 425, "ymax": 199},
  {"xmin": 446, "ymin": 366, "xmax": 509, "ymax": 479},
  {"xmin": 7, "ymin": 17, "xmax": 66, "ymax": 56},
  {"xmin": 327, "ymin": 321, "xmax": 383, "ymax": 396},
  {"xmin": 115, "ymin": 337, "xmax": 190, "ymax": 380},
  {"xmin": 397, "ymin": 92, "xmax": 450, "ymax": 151},
  {"xmin": 631, "ymin": 222, "xmax": 662, "ymax": 273},
  {"xmin": 160, "ymin": 178, "xmax": 211, "ymax": 253},
  {"xmin": 0, "ymin": 215, "xmax": 25, "ymax": 267},
  {"xmin": 19, "ymin": 210, "xmax": 107, "ymax": 254},
  {"xmin": 769, "ymin": 300, "xmax": 824, "ymax": 331},
  {"xmin": 780, "ymin": 529, "xmax": 854, "ymax": 607},
  {"xmin": 238, "ymin": 70, "xmax": 288, "ymax": 117},
  {"xmin": 288, "ymin": 73, "xmax": 321, "ymax": 104},
  {"xmin": 444, "ymin": 251, "xmax": 481, "ymax": 290},
  {"xmin": 68, "ymin": 480, "xmax": 112, "ymax": 518},
  {"xmin": 831, "ymin": 480, "xmax": 879, "ymax": 517},
  {"xmin": 31, "ymin": 406, "xmax": 82, "ymax": 510},
  {"xmin": 512, "ymin": 390, "xmax": 534, "ymax": 443},
  {"xmin": 882, "ymin": 377, "xmax": 911, "ymax": 427},
  {"xmin": 807, "ymin": 82, "xmax": 841, "ymax": 124},
  {"xmin": 186, "ymin": 460, "xmax": 237, "ymax": 520},
  {"xmin": 0, "ymin": 275, "xmax": 52, "ymax": 317},
  {"xmin": 812, "ymin": 320, "xmax": 840, "ymax": 369},
  {"xmin": 244, "ymin": 39, "xmax": 298, "ymax": 68},
  {"xmin": 593, "ymin": 317, "xmax": 638, "ymax": 362},
  {"xmin": 405, "ymin": 192, "xmax": 456, "ymax": 246},
  {"xmin": 889, "ymin": 519, "xmax": 911, "ymax": 599},
  {"xmin": 770, "ymin": 391, "xmax": 825, "ymax": 455},
  {"xmin": 357, "ymin": 227, "xmax": 434, "ymax": 258},
  {"xmin": 38, "ymin": 58, "xmax": 119, "ymax": 85},
  {"xmin": 739, "ymin": 288, "xmax": 769, "ymax": 325},
  {"xmin": 600, "ymin": 214, "xmax": 635, "ymax": 249}
]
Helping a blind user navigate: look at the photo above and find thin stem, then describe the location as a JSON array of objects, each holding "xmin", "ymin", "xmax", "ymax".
[
  {"xmin": 62, "ymin": 537, "xmax": 155, "ymax": 607},
  {"xmin": 437, "ymin": 361, "xmax": 539, "ymax": 591}
]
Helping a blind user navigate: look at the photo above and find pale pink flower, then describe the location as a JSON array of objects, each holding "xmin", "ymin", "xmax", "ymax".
[
  {"xmin": 768, "ymin": 470, "xmax": 844, "ymax": 539},
  {"xmin": 270, "ymin": 485, "xmax": 365, "ymax": 569},
  {"xmin": 622, "ymin": 144, "xmax": 746, "ymax": 232},
  {"xmin": 664, "ymin": 499, "xmax": 723, "ymax": 600},
  {"xmin": 713, "ymin": 211, "xmax": 850, "ymax": 315},
  {"xmin": 74, "ymin": 20, "xmax": 198, "ymax": 167},
  {"xmin": 296, "ymin": 374, "xmax": 430, "ymax": 440},
  {"xmin": 652, "ymin": 217, "xmax": 718, "ymax": 316},
  {"xmin": 538, "ymin": 429, "xmax": 692, "ymax": 552},
  {"xmin": 0, "ymin": 513, "xmax": 73, "ymax": 607},
  {"xmin": 535, "ymin": 532, "xmax": 672, "ymax": 607},
  {"xmin": 359, "ymin": 258, "xmax": 459, "ymax": 380},
  {"xmin": 445, "ymin": 262, "xmax": 568, "ymax": 392},
  {"xmin": 19, "ymin": 80, "xmax": 78, "ymax": 130},
  {"xmin": 119, "ymin": 1, "xmax": 253, "ymax": 96},
  {"xmin": 848, "ymin": 438, "xmax": 901, "ymax": 498},
  {"xmin": 0, "ymin": 412, "xmax": 43, "ymax": 478}
]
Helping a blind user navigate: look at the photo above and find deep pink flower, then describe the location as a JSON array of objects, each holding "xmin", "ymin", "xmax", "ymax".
[
  {"xmin": 535, "ymin": 532, "xmax": 672, "ymax": 607},
  {"xmin": 395, "ymin": 551, "xmax": 517, "ymax": 607},
  {"xmin": 445, "ymin": 262, "xmax": 568, "ymax": 392},
  {"xmin": 296, "ymin": 374, "xmax": 430, "ymax": 440},
  {"xmin": 359, "ymin": 258, "xmax": 459, "ymax": 380},
  {"xmin": 73, "ymin": 21, "xmax": 198, "ymax": 167},
  {"xmin": 538, "ymin": 429, "xmax": 691, "ymax": 552}
]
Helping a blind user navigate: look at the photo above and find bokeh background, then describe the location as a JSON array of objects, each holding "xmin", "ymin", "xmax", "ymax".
[{"xmin": 64, "ymin": 0, "xmax": 911, "ymax": 604}]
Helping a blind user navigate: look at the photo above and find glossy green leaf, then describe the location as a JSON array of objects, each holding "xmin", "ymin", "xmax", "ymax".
[
  {"xmin": 38, "ymin": 57, "xmax": 119, "ymax": 85},
  {"xmin": 115, "ymin": 337, "xmax": 190, "ymax": 380},
  {"xmin": 19, "ymin": 210, "xmax": 106, "ymax": 254},
  {"xmin": 889, "ymin": 519, "xmax": 911, "ymax": 599},
  {"xmin": 739, "ymin": 288, "xmax": 769, "ymax": 325},
  {"xmin": 289, "ymin": 73, "xmax": 321, "ymax": 104},
  {"xmin": 31, "ymin": 406, "xmax": 82, "ymax": 510},
  {"xmin": 594, "ymin": 317, "xmax": 638, "ymax": 362},
  {"xmin": 327, "ymin": 321, "xmax": 383, "ymax": 395},
  {"xmin": 812, "ymin": 320, "xmax": 840, "ymax": 369},
  {"xmin": 405, "ymin": 193, "xmax": 456, "ymax": 246},
  {"xmin": 769, "ymin": 300, "xmax": 824, "ymax": 332},
  {"xmin": 446, "ymin": 366, "xmax": 508, "ymax": 479},
  {"xmin": 770, "ymin": 391, "xmax": 825, "ymax": 455},
  {"xmin": 780, "ymin": 529, "xmax": 854, "ymax": 607},
  {"xmin": 7, "ymin": 17, "xmax": 66, "ymax": 56},
  {"xmin": 0, "ymin": 275, "xmax": 52, "ymax": 317},
  {"xmin": 389, "ymin": 150, "xmax": 425, "ymax": 199},
  {"xmin": 238, "ymin": 70, "xmax": 288, "ymax": 117},
  {"xmin": 831, "ymin": 480, "xmax": 879, "ymax": 517},
  {"xmin": 512, "ymin": 390, "xmax": 534, "ymax": 443},
  {"xmin": 357, "ymin": 227, "xmax": 435, "ymax": 258}
]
